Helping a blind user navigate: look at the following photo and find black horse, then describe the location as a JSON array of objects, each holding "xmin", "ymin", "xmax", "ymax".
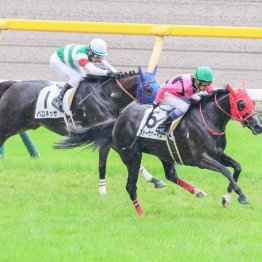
[
  {"xmin": 0, "ymin": 67, "xmax": 165, "ymax": 193},
  {"xmin": 58, "ymin": 84, "xmax": 262, "ymax": 215}
]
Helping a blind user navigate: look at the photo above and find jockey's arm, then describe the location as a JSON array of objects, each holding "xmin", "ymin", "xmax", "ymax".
[
  {"xmin": 206, "ymin": 84, "xmax": 215, "ymax": 94},
  {"xmin": 155, "ymin": 82, "xmax": 183, "ymax": 103},
  {"xmin": 100, "ymin": 59, "xmax": 117, "ymax": 73},
  {"xmin": 79, "ymin": 59, "xmax": 108, "ymax": 76}
]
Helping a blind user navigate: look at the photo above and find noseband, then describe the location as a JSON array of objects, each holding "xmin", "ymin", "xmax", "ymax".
[{"xmin": 200, "ymin": 92, "xmax": 257, "ymax": 136}]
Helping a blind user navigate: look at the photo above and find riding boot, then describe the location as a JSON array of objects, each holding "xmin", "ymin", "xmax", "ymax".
[
  {"xmin": 156, "ymin": 108, "xmax": 184, "ymax": 135},
  {"xmin": 52, "ymin": 83, "xmax": 73, "ymax": 112},
  {"xmin": 156, "ymin": 115, "xmax": 173, "ymax": 135}
]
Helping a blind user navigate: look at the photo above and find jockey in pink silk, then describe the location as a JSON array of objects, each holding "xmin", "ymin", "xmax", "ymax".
[{"xmin": 153, "ymin": 66, "xmax": 215, "ymax": 135}]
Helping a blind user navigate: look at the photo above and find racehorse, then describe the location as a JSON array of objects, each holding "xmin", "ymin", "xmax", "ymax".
[
  {"xmin": 0, "ymin": 67, "xmax": 165, "ymax": 193},
  {"xmin": 57, "ymin": 84, "xmax": 262, "ymax": 215}
]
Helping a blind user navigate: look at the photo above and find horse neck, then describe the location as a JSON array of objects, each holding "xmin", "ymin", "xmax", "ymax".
[
  {"xmin": 203, "ymin": 94, "xmax": 231, "ymax": 132},
  {"xmin": 110, "ymin": 75, "xmax": 138, "ymax": 108}
]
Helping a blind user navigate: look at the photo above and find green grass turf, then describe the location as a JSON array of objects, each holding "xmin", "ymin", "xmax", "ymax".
[{"xmin": 0, "ymin": 121, "xmax": 261, "ymax": 261}]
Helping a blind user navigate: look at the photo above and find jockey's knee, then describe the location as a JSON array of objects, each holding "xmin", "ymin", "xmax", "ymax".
[
  {"xmin": 169, "ymin": 108, "xmax": 187, "ymax": 119},
  {"xmin": 68, "ymin": 77, "xmax": 82, "ymax": 88}
]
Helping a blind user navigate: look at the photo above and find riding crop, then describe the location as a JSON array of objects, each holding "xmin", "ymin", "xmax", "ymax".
[{"xmin": 78, "ymin": 76, "xmax": 116, "ymax": 106}]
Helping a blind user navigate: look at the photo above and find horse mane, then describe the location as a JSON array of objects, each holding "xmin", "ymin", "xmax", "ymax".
[
  {"xmin": 118, "ymin": 71, "xmax": 138, "ymax": 78},
  {"xmin": 84, "ymin": 71, "xmax": 138, "ymax": 82},
  {"xmin": 191, "ymin": 88, "xmax": 229, "ymax": 107}
]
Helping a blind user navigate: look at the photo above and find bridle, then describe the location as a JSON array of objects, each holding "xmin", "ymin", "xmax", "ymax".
[
  {"xmin": 115, "ymin": 78, "xmax": 157, "ymax": 102},
  {"xmin": 200, "ymin": 90, "xmax": 256, "ymax": 136}
]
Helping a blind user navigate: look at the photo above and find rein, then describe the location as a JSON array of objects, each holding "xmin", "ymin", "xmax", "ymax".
[
  {"xmin": 115, "ymin": 79, "xmax": 136, "ymax": 101},
  {"xmin": 199, "ymin": 101, "xmax": 226, "ymax": 136}
]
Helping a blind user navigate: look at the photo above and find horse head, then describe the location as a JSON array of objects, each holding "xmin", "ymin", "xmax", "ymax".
[
  {"xmin": 227, "ymin": 83, "xmax": 262, "ymax": 135},
  {"xmin": 136, "ymin": 66, "xmax": 159, "ymax": 104}
]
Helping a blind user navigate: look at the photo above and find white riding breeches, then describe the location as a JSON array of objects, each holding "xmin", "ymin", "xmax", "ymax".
[
  {"xmin": 161, "ymin": 92, "xmax": 190, "ymax": 114},
  {"xmin": 50, "ymin": 52, "xmax": 85, "ymax": 87}
]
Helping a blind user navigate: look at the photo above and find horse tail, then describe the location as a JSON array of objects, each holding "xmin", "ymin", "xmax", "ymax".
[
  {"xmin": 55, "ymin": 118, "xmax": 116, "ymax": 150},
  {"xmin": 0, "ymin": 81, "xmax": 17, "ymax": 99}
]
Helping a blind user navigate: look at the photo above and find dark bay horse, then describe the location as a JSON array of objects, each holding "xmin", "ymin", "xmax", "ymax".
[
  {"xmin": 0, "ymin": 67, "xmax": 165, "ymax": 193},
  {"xmin": 58, "ymin": 84, "xmax": 262, "ymax": 215}
]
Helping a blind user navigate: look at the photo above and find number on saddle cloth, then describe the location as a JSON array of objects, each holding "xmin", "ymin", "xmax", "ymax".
[{"xmin": 136, "ymin": 105, "xmax": 172, "ymax": 140}]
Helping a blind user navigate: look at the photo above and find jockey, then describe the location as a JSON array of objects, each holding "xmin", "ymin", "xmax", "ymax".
[
  {"xmin": 50, "ymin": 38, "xmax": 118, "ymax": 112},
  {"xmin": 153, "ymin": 66, "xmax": 215, "ymax": 135}
]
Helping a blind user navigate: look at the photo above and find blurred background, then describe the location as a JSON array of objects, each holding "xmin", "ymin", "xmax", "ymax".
[{"xmin": 0, "ymin": 0, "xmax": 262, "ymax": 89}]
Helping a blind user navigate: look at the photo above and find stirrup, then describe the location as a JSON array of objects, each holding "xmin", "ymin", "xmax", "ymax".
[
  {"xmin": 156, "ymin": 126, "xmax": 169, "ymax": 135},
  {"xmin": 52, "ymin": 97, "xmax": 64, "ymax": 112}
]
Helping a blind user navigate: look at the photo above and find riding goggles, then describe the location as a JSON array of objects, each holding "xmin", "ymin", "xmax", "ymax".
[
  {"xmin": 199, "ymin": 81, "xmax": 212, "ymax": 87},
  {"xmin": 92, "ymin": 53, "xmax": 103, "ymax": 59}
]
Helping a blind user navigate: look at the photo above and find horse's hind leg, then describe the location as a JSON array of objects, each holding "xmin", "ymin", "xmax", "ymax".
[
  {"xmin": 161, "ymin": 159, "xmax": 207, "ymax": 197},
  {"xmin": 98, "ymin": 144, "xmax": 111, "ymax": 195},
  {"xmin": 120, "ymin": 149, "xmax": 144, "ymax": 216},
  {"xmin": 139, "ymin": 165, "xmax": 166, "ymax": 189}
]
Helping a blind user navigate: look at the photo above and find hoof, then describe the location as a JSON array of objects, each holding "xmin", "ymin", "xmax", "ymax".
[
  {"xmin": 99, "ymin": 187, "xmax": 107, "ymax": 195},
  {"xmin": 221, "ymin": 195, "xmax": 230, "ymax": 208},
  {"xmin": 151, "ymin": 178, "xmax": 166, "ymax": 189},
  {"xmin": 221, "ymin": 193, "xmax": 232, "ymax": 208},
  {"xmin": 154, "ymin": 180, "xmax": 166, "ymax": 189},
  {"xmin": 238, "ymin": 195, "xmax": 249, "ymax": 205},
  {"xmin": 194, "ymin": 188, "xmax": 208, "ymax": 198},
  {"xmin": 133, "ymin": 199, "xmax": 144, "ymax": 216},
  {"xmin": 136, "ymin": 206, "xmax": 144, "ymax": 216},
  {"xmin": 195, "ymin": 191, "xmax": 208, "ymax": 198}
]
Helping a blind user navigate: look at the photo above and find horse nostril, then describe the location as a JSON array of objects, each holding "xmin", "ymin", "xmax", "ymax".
[{"xmin": 255, "ymin": 125, "xmax": 262, "ymax": 134}]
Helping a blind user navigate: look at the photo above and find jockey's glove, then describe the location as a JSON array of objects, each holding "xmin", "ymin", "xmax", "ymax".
[
  {"xmin": 152, "ymin": 101, "xmax": 159, "ymax": 108},
  {"xmin": 107, "ymin": 71, "xmax": 121, "ymax": 79},
  {"xmin": 191, "ymin": 93, "xmax": 201, "ymax": 101}
]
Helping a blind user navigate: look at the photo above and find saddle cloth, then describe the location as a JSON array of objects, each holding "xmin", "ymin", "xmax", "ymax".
[
  {"xmin": 136, "ymin": 105, "xmax": 183, "ymax": 140},
  {"xmin": 35, "ymin": 83, "xmax": 78, "ymax": 119}
]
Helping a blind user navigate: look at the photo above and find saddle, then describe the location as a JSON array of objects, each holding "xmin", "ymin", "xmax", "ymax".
[
  {"xmin": 35, "ymin": 83, "xmax": 79, "ymax": 119},
  {"xmin": 136, "ymin": 106, "xmax": 184, "ymax": 140}
]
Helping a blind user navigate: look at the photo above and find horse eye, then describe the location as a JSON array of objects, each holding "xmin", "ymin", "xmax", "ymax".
[
  {"xmin": 237, "ymin": 100, "xmax": 246, "ymax": 111},
  {"xmin": 144, "ymin": 86, "xmax": 153, "ymax": 97}
]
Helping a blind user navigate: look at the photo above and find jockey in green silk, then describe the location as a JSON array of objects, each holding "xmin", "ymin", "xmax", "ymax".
[{"xmin": 50, "ymin": 39, "xmax": 118, "ymax": 112}]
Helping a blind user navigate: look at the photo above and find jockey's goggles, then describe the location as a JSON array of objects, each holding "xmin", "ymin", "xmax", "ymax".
[
  {"xmin": 92, "ymin": 53, "xmax": 103, "ymax": 59},
  {"xmin": 199, "ymin": 81, "xmax": 212, "ymax": 87}
]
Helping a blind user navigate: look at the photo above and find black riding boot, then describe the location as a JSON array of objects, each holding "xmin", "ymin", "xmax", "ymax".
[
  {"xmin": 52, "ymin": 83, "xmax": 73, "ymax": 112},
  {"xmin": 156, "ymin": 115, "xmax": 173, "ymax": 135}
]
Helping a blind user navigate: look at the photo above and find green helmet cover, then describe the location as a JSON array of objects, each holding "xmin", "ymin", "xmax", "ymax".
[{"xmin": 194, "ymin": 66, "xmax": 214, "ymax": 82}]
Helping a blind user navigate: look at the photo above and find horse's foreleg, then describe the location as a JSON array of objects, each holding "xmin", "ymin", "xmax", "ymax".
[
  {"xmin": 121, "ymin": 150, "xmax": 144, "ymax": 216},
  {"xmin": 219, "ymin": 152, "xmax": 242, "ymax": 194},
  {"xmin": 161, "ymin": 160, "xmax": 207, "ymax": 197},
  {"xmin": 139, "ymin": 165, "xmax": 166, "ymax": 189},
  {"xmin": 199, "ymin": 152, "xmax": 248, "ymax": 206},
  {"xmin": 98, "ymin": 145, "xmax": 111, "ymax": 195}
]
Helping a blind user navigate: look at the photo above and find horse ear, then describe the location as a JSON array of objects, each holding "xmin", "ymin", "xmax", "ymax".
[
  {"xmin": 227, "ymin": 83, "xmax": 237, "ymax": 97},
  {"xmin": 138, "ymin": 66, "xmax": 145, "ymax": 82},
  {"xmin": 151, "ymin": 65, "xmax": 157, "ymax": 76}
]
